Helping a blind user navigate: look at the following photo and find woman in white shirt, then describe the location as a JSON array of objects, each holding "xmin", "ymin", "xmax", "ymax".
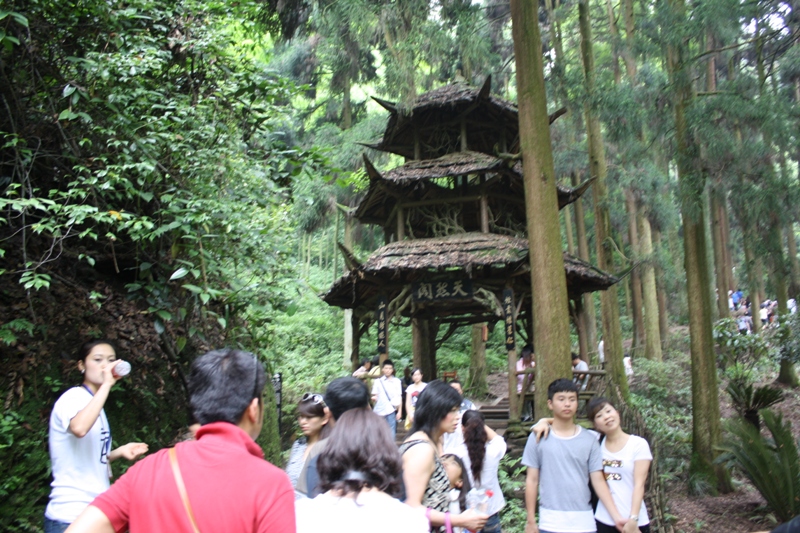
[
  {"xmin": 45, "ymin": 339, "xmax": 147, "ymax": 533},
  {"xmin": 587, "ymin": 397, "xmax": 652, "ymax": 533},
  {"xmin": 405, "ymin": 368, "xmax": 427, "ymax": 429},
  {"xmin": 454, "ymin": 410, "xmax": 507, "ymax": 533},
  {"xmin": 295, "ymin": 408, "xmax": 428, "ymax": 533}
]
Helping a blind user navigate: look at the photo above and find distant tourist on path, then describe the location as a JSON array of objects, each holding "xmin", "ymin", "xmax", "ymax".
[
  {"xmin": 46, "ymin": 339, "xmax": 147, "ymax": 533},
  {"xmin": 572, "ymin": 352, "xmax": 590, "ymax": 390},
  {"xmin": 301, "ymin": 377, "xmax": 371, "ymax": 498},
  {"xmin": 285, "ymin": 393, "xmax": 331, "ymax": 490},
  {"xmin": 296, "ymin": 408, "xmax": 428, "ymax": 533},
  {"xmin": 442, "ymin": 380, "xmax": 475, "ymax": 453},
  {"xmin": 371, "ymin": 359, "xmax": 403, "ymax": 437},
  {"xmin": 405, "ymin": 368, "xmax": 427, "ymax": 430},
  {"xmin": 65, "ymin": 348, "xmax": 294, "ymax": 533}
]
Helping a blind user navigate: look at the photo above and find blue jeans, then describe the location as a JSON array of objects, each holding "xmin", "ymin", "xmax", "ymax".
[
  {"xmin": 480, "ymin": 512, "xmax": 502, "ymax": 533},
  {"xmin": 44, "ymin": 517, "xmax": 70, "ymax": 533},
  {"xmin": 384, "ymin": 412, "xmax": 397, "ymax": 437}
]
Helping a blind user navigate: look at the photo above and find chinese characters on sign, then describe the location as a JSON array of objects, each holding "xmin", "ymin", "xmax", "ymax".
[
  {"xmin": 412, "ymin": 279, "xmax": 473, "ymax": 302},
  {"xmin": 376, "ymin": 296, "xmax": 387, "ymax": 356},
  {"xmin": 502, "ymin": 288, "xmax": 515, "ymax": 351}
]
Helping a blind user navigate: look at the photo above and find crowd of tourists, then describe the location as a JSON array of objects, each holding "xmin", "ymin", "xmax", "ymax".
[
  {"xmin": 46, "ymin": 338, "xmax": 707, "ymax": 533},
  {"xmin": 723, "ymin": 289, "xmax": 798, "ymax": 334}
]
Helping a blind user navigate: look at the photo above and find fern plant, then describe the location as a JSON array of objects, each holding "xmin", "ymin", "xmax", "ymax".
[
  {"xmin": 726, "ymin": 379, "xmax": 783, "ymax": 429},
  {"xmin": 717, "ymin": 409, "xmax": 800, "ymax": 522}
]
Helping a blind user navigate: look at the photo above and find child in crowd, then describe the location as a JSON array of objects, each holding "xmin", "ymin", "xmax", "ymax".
[
  {"xmin": 442, "ymin": 454, "xmax": 471, "ymax": 533},
  {"xmin": 522, "ymin": 379, "xmax": 627, "ymax": 533}
]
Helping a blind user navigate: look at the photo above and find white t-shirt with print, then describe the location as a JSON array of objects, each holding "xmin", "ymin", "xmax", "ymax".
[
  {"xmin": 595, "ymin": 434, "xmax": 652, "ymax": 527},
  {"xmin": 46, "ymin": 386, "xmax": 112, "ymax": 522}
]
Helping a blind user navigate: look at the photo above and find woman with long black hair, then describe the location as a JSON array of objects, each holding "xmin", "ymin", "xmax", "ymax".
[
  {"xmin": 400, "ymin": 380, "xmax": 488, "ymax": 533},
  {"xmin": 456, "ymin": 410, "xmax": 506, "ymax": 533}
]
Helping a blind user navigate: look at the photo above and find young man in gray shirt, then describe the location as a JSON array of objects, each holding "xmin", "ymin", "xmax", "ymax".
[{"xmin": 522, "ymin": 379, "xmax": 627, "ymax": 533}]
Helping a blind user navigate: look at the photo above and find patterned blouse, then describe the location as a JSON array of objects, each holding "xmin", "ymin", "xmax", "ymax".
[
  {"xmin": 399, "ymin": 439, "xmax": 450, "ymax": 533},
  {"xmin": 285, "ymin": 437, "xmax": 308, "ymax": 488}
]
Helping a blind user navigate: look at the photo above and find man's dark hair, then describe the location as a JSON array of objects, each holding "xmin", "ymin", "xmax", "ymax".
[
  {"xmin": 188, "ymin": 349, "xmax": 267, "ymax": 425},
  {"xmin": 318, "ymin": 408, "xmax": 403, "ymax": 498},
  {"xmin": 521, "ymin": 344, "xmax": 534, "ymax": 357},
  {"xmin": 76, "ymin": 338, "xmax": 117, "ymax": 362},
  {"xmin": 381, "ymin": 359, "xmax": 394, "ymax": 368},
  {"xmin": 323, "ymin": 377, "xmax": 369, "ymax": 420},
  {"xmin": 571, "ymin": 353, "xmax": 580, "ymax": 361},
  {"xmin": 411, "ymin": 379, "xmax": 462, "ymax": 440},
  {"xmin": 547, "ymin": 378, "xmax": 578, "ymax": 400}
]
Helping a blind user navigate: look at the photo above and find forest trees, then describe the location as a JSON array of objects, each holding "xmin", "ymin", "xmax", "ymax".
[{"xmin": 510, "ymin": 0, "xmax": 573, "ymax": 419}]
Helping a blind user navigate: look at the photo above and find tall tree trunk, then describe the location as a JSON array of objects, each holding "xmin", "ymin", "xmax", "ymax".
[
  {"xmin": 653, "ymin": 228, "xmax": 670, "ymax": 344},
  {"xmin": 342, "ymin": 70, "xmax": 352, "ymax": 130},
  {"xmin": 343, "ymin": 215, "xmax": 355, "ymax": 369},
  {"xmin": 626, "ymin": 190, "xmax": 645, "ymax": 350},
  {"xmin": 721, "ymin": 200, "xmax": 736, "ymax": 293},
  {"xmin": 572, "ymin": 172, "xmax": 598, "ymax": 359},
  {"xmin": 711, "ymin": 188, "xmax": 730, "ymax": 318},
  {"xmin": 666, "ymin": 9, "xmax": 732, "ymax": 492},
  {"xmin": 564, "ymin": 205, "xmax": 575, "ymax": 255},
  {"xmin": 638, "ymin": 210, "xmax": 662, "ymax": 361},
  {"xmin": 579, "ymin": 0, "xmax": 628, "ymax": 400},
  {"xmin": 742, "ymin": 225, "xmax": 762, "ymax": 334},
  {"xmin": 770, "ymin": 216, "xmax": 799, "ymax": 386},
  {"xmin": 511, "ymin": 0, "xmax": 573, "ymax": 420},
  {"xmin": 788, "ymin": 223, "xmax": 800, "ymax": 298}
]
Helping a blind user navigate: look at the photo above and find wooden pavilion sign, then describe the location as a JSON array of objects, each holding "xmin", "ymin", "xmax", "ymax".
[
  {"xmin": 503, "ymin": 288, "xmax": 516, "ymax": 350},
  {"xmin": 412, "ymin": 279, "xmax": 473, "ymax": 302},
  {"xmin": 376, "ymin": 296, "xmax": 387, "ymax": 355}
]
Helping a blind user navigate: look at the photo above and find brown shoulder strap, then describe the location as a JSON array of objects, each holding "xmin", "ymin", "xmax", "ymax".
[{"xmin": 169, "ymin": 447, "xmax": 201, "ymax": 533}]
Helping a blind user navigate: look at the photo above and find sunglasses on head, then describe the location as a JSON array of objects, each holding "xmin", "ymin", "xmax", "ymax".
[{"xmin": 302, "ymin": 392, "xmax": 326, "ymax": 406}]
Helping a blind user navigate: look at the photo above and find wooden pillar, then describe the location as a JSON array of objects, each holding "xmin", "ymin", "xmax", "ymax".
[
  {"xmin": 574, "ymin": 296, "xmax": 590, "ymax": 362},
  {"xmin": 348, "ymin": 310, "xmax": 360, "ymax": 371},
  {"xmin": 502, "ymin": 288, "xmax": 520, "ymax": 423},
  {"xmin": 396, "ymin": 207, "xmax": 405, "ymax": 241},
  {"xmin": 377, "ymin": 297, "xmax": 389, "ymax": 364},
  {"xmin": 412, "ymin": 315, "xmax": 438, "ymax": 381}
]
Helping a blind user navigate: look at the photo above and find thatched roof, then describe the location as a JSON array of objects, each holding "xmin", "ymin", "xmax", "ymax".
[
  {"xmin": 365, "ymin": 77, "xmax": 520, "ymax": 160},
  {"xmin": 355, "ymin": 151, "xmax": 593, "ymax": 227},
  {"xmin": 323, "ymin": 233, "xmax": 617, "ymax": 314},
  {"xmin": 365, "ymin": 77, "xmax": 565, "ymax": 160}
]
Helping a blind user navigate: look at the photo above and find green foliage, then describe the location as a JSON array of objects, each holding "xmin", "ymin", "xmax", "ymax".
[
  {"xmin": 717, "ymin": 410, "xmax": 800, "ymax": 522},
  {"xmin": 0, "ymin": 319, "xmax": 35, "ymax": 345},
  {"xmin": 726, "ymin": 380, "xmax": 783, "ymax": 429},
  {"xmin": 498, "ymin": 455, "xmax": 528, "ymax": 533},
  {"xmin": 713, "ymin": 318, "xmax": 770, "ymax": 370},
  {"xmin": 629, "ymin": 354, "xmax": 693, "ymax": 479}
]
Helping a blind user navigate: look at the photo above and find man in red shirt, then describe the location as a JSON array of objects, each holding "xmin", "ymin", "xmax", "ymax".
[{"xmin": 65, "ymin": 349, "xmax": 295, "ymax": 533}]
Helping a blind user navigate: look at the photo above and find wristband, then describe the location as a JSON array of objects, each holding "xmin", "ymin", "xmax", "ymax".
[
  {"xmin": 425, "ymin": 507, "xmax": 432, "ymax": 524},
  {"xmin": 629, "ymin": 515, "xmax": 639, "ymax": 520},
  {"xmin": 445, "ymin": 511, "xmax": 453, "ymax": 533}
]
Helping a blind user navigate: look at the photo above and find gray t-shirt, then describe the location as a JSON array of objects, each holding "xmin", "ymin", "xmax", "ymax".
[{"xmin": 521, "ymin": 426, "xmax": 602, "ymax": 514}]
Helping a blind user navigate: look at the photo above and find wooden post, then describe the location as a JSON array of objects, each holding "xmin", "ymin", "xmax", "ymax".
[
  {"xmin": 502, "ymin": 288, "xmax": 520, "ymax": 424},
  {"xmin": 377, "ymin": 297, "xmax": 389, "ymax": 364},
  {"xmin": 348, "ymin": 310, "xmax": 360, "ymax": 371},
  {"xmin": 480, "ymin": 195, "xmax": 489, "ymax": 233},
  {"xmin": 396, "ymin": 207, "xmax": 405, "ymax": 241}
]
